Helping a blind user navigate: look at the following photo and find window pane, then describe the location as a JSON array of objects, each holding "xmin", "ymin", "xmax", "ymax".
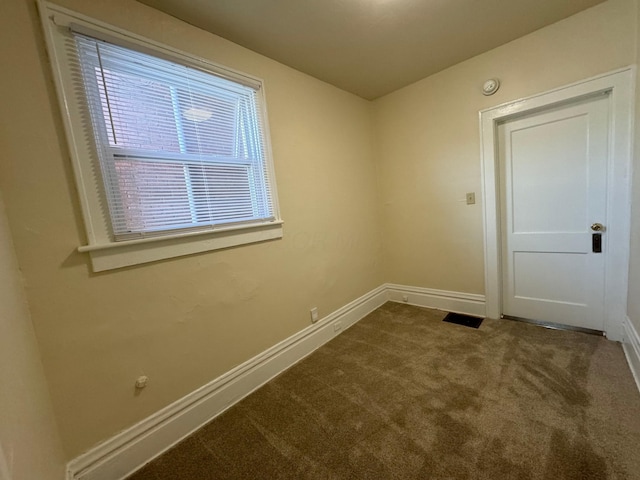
[
  {"xmin": 97, "ymin": 69, "xmax": 182, "ymax": 152},
  {"xmin": 109, "ymin": 158, "xmax": 193, "ymax": 233},
  {"xmin": 188, "ymin": 164, "xmax": 254, "ymax": 223},
  {"xmin": 175, "ymin": 89, "xmax": 240, "ymax": 157}
]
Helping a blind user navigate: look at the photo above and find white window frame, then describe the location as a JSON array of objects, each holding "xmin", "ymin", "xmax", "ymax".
[{"xmin": 38, "ymin": 2, "xmax": 283, "ymax": 272}]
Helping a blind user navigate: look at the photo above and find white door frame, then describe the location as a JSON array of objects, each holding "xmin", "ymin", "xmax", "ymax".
[{"xmin": 480, "ymin": 67, "xmax": 634, "ymax": 341}]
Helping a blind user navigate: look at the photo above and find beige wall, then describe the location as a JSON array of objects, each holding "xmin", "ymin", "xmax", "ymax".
[
  {"xmin": 2, "ymin": 0, "xmax": 639, "ymax": 465},
  {"xmin": 373, "ymin": 0, "xmax": 637, "ymax": 294},
  {"xmin": 0, "ymin": 189, "xmax": 66, "ymax": 480},
  {"xmin": 629, "ymin": 0, "xmax": 640, "ymax": 333},
  {"xmin": 0, "ymin": 0, "xmax": 382, "ymax": 458}
]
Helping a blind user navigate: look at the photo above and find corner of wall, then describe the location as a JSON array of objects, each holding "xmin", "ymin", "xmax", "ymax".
[{"xmin": 0, "ymin": 188, "xmax": 66, "ymax": 480}]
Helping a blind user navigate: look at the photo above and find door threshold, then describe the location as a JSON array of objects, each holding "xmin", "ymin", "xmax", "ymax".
[{"xmin": 501, "ymin": 315, "xmax": 604, "ymax": 337}]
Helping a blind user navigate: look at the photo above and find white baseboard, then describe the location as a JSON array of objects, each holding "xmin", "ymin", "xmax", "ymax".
[
  {"xmin": 67, "ymin": 283, "xmax": 487, "ymax": 480},
  {"xmin": 623, "ymin": 316, "xmax": 640, "ymax": 395},
  {"xmin": 67, "ymin": 285, "xmax": 388, "ymax": 480},
  {"xmin": 385, "ymin": 283, "xmax": 486, "ymax": 318}
]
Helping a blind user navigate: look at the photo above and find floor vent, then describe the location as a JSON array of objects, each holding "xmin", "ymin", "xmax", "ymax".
[{"xmin": 443, "ymin": 312, "xmax": 484, "ymax": 329}]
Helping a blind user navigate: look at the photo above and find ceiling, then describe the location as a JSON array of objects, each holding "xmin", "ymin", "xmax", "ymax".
[{"xmin": 137, "ymin": 0, "xmax": 606, "ymax": 100}]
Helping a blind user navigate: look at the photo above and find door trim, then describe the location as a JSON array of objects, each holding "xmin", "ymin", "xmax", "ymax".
[{"xmin": 480, "ymin": 67, "xmax": 634, "ymax": 341}]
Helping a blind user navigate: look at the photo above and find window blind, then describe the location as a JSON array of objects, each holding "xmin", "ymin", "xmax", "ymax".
[{"xmin": 73, "ymin": 33, "xmax": 275, "ymax": 240}]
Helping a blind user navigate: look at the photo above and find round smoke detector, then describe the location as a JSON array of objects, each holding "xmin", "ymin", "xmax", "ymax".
[{"xmin": 482, "ymin": 78, "xmax": 500, "ymax": 96}]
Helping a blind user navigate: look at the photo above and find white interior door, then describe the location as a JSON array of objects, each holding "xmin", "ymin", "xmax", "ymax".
[{"xmin": 498, "ymin": 94, "xmax": 609, "ymax": 331}]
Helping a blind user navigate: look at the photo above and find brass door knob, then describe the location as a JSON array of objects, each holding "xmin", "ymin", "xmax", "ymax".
[{"xmin": 591, "ymin": 223, "xmax": 605, "ymax": 232}]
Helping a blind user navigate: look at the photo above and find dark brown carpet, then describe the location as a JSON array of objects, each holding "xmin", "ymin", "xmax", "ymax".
[{"xmin": 128, "ymin": 302, "xmax": 640, "ymax": 479}]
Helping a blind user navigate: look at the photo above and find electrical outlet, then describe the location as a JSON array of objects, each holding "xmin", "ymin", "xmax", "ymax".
[
  {"xmin": 310, "ymin": 307, "xmax": 319, "ymax": 323},
  {"xmin": 466, "ymin": 192, "xmax": 476, "ymax": 205},
  {"xmin": 333, "ymin": 321, "xmax": 342, "ymax": 333}
]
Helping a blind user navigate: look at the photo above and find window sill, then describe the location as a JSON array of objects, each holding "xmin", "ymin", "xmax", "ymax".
[{"xmin": 79, "ymin": 221, "xmax": 283, "ymax": 272}]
